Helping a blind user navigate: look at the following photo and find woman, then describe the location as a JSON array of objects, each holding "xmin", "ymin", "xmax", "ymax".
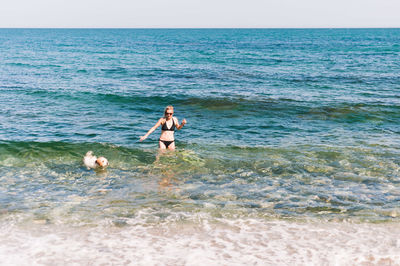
[{"xmin": 140, "ymin": 106, "xmax": 187, "ymax": 150}]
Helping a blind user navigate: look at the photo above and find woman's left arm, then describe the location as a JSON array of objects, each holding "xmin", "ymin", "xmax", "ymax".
[{"xmin": 175, "ymin": 117, "xmax": 187, "ymax": 130}]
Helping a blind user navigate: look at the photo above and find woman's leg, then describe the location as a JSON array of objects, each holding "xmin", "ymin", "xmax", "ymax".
[
  {"xmin": 167, "ymin": 141, "xmax": 175, "ymax": 150},
  {"xmin": 159, "ymin": 140, "xmax": 167, "ymax": 149}
]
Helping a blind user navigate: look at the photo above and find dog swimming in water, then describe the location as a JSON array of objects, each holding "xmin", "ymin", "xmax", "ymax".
[{"xmin": 83, "ymin": 151, "xmax": 109, "ymax": 170}]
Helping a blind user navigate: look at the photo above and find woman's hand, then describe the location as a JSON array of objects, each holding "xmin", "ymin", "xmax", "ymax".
[
  {"xmin": 139, "ymin": 136, "xmax": 147, "ymax": 142},
  {"xmin": 181, "ymin": 119, "xmax": 187, "ymax": 126}
]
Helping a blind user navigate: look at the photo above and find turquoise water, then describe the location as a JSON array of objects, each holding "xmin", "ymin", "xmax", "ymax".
[{"xmin": 1, "ymin": 29, "xmax": 400, "ymax": 264}]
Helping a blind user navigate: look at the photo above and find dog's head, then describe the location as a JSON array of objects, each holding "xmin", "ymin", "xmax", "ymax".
[{"xmin": 96, "ymin": 156, "xmax": 109, "ymax": 168}]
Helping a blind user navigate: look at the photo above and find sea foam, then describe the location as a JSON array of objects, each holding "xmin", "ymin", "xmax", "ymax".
[{"xmin": 1, "ymin": 217, "xmax": 399, "ymax": 265}]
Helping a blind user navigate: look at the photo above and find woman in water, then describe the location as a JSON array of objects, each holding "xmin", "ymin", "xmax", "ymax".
[{"xmin": 139, "ymin": 106, "xmax": 187, "ymax": 150}]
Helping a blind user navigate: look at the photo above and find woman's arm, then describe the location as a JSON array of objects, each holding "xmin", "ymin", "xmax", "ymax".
[
  {"xmin": 140, "ymin": 118, "xmax": 163, "ymax": 141},
  {"xmin": 175, "ymin": 117, "xmax": 187, "ymax": 130}
]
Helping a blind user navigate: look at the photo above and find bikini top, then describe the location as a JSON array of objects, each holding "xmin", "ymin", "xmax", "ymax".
[{"xmin": 161, "ymin": 118, "xmax": 176, "ymax": 131}]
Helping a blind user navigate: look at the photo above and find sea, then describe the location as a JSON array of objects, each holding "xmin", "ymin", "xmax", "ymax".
[{"xmin": 0, "ymin": 28, "xmax": 400, "ymax": 265}]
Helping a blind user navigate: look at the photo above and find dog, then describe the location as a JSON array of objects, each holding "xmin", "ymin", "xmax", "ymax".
[{"xmin": 83, "ymin": 151, "xmax": 109, "ymax": 170}]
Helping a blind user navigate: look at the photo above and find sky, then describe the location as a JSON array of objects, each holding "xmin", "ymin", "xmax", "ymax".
[{"xmin": 0, "ymin": 0, "xmax": 399, "ymax": 28}]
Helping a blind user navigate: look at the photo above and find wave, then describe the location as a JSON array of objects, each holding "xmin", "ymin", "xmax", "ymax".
[
  {"xmin": 19, "ymin": 88, "xmax": 291, "ymax": 108},
  {"xmin": 299, "ymin": 103, "xmax": 400, "ymax": 123},
  {"xmin": 6, "ymin": 62, "xmax": 62, "ymax": 69},
  {"xmin": 5, "ymin": 62, "xmax": 36, "ymax": 68},
  {"xmin": 279, "ymin": 72, "xmax": 400, "ymax": 86},
  {"xmin": 100, "ymin": 67, "xmax": 129, "ymax": 75},
  {"xmin": 1, "ymin": 140, "xmax": 398, "ymax": 172},
  {"xmin": 15, "ymin": 88, "xmax": 400, "ymax": 124},
  {"xmin": 0, "ymin": 141, "xmax": 155, "ymax": 169}
]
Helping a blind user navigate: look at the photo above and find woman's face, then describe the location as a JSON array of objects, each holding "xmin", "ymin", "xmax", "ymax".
[{"xmin": 165, "ymin": 109, "xmax": 173, "ymax": 119}]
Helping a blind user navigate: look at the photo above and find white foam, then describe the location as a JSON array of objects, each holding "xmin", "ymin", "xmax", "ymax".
[{"xmin": 1, "ymin": 216, "xmax": 399, "ymax": 265}]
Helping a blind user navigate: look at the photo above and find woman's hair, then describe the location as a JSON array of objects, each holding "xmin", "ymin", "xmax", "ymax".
[{"xmin": 164, "ymin": 105, "xmax": 174, "ymax": 115}]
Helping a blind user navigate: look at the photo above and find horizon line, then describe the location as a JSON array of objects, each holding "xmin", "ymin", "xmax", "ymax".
[{"xmin": 1, "ymin": 27, "xmax": 400, "ymax": 30}]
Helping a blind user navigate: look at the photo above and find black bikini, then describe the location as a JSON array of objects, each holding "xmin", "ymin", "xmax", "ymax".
[
  {"xmin": 159, "ymin": 139, "xmax": 174, "ymax": 148},
  {"xmin": 159, "ymin": 118, "xmax": 175, "ymax": 148},
  {"xmin": 161, "ymin": 118, "xmax": 176, "ymax": 131}
]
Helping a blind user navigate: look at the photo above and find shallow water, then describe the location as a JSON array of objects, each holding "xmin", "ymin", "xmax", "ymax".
[{"xmin": 1, "ymin": 28, "xmax": 400, "ymax": 264}]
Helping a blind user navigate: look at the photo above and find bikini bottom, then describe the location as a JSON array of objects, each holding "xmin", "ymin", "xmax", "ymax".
[{"xmin": 159, "ymin": 139, "xmax": 175, "ymax": 148}]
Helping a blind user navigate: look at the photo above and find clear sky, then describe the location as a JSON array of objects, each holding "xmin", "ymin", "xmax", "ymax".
[{"xmin": 1, "ymin": 0, "xmax": 399, "ymax": 28}]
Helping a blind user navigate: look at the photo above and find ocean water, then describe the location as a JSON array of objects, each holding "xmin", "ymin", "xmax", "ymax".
[{"xmin": 0, "ymin": 28, "xmax": 400, "ymax": 264}]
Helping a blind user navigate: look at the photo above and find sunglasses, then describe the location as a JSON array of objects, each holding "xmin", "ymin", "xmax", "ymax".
[{"xmin": 165, "ymin": 112, "xmax": 173, "ymax": 115}]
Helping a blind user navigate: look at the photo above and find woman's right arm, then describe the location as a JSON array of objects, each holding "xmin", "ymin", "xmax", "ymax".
[{"xmin": 140, "ymin": 118, "xmax": 163, "ymax": 142}]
